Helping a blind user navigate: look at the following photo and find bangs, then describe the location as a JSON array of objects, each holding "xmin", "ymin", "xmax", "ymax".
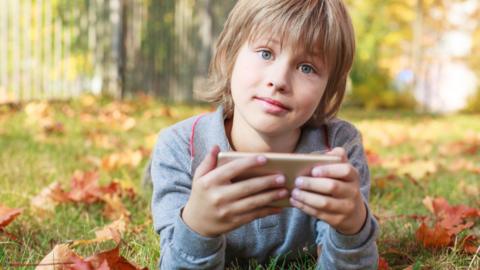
[{"xmin": 247, "ymin": 0, "xmax": 339, "ymax": 71}]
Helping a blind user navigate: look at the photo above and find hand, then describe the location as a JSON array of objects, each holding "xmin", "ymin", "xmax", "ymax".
[
  {"xmin": 182, "ymin": 145, "xmax": 289, "ymax": 237},
  {"xmin": 289, "ymin": 147, "xmax": 367, "ymax": 235}
]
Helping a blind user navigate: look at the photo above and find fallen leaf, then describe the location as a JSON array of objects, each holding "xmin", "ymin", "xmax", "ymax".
[
  {"xmin": 422, "ymin": 196, "xmax": 434, "ymax": 214},
  {"xmin": 94, "ymin": 217, "xmax": 128, "ymax": 244},
  {"xmin": 68, "ymin": 171, "xmax": 103, "ymax": 203},
  {"xmin": 83, "ymin": 246, "xmax": 146, "ymax": 270},
  {"xmin": 101, "ymin": 150, "xmax": 144, "ymax": 171},
  {"xmin": 457, "ymin": 180, "xmax": 480, "ymax": 197},
  {"xmin": 417, "ymin": 197, "xmax": 480, "ymax": 250},
  {"xmin": 415, "ymin": 222, "xmax": 451, "ymax": 249},
  {"xmin": 378, "ymin": 257, "xmax": 390, "ymax": 270},
  {"xmin": 38, "ymin": 244, "xmax": 146, "ymax": 270},
  {"xmin": 365, "ymin": 149, "xmax": 382, "ymax": 166},
  {"xmin": 0, "ymin": 205, "xmax": 22, "ymax": 230},
  {"xmin": 460, "ymin": 235, "xmax": 479, "ymax": 254},
  {"xmin": 31, "ymin": 182, "xmax": 69, "ymax": 218},
  {"xmin": 102, "ymin": 194, "xmax": 130, "ymax": 221},
  {"xmin": 397, "ymin": 160, "xmax": 438, "ymax": 180},
  {"xmin": 36, "ymin": 244, "xmax": 81, "ymax": 270},
  {"xmin": 122, "ymin": 117, "xmax": 136, "ymax": 131}
]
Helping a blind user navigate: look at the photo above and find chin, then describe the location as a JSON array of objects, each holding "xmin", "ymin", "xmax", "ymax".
[{"xmin": 250, "ymin": 119, "xmax": 289, "ymax": 135}]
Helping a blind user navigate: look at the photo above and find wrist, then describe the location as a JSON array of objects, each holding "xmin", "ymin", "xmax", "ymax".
[
  {"xmin": 337, "ymin": 201, "xmax": 367, "ymax": 235},
  {"xmin": 181, "ymin": 203, "xmax": 219, "ymax": 238}
]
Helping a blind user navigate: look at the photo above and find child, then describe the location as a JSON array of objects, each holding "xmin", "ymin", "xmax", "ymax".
[{"xmin": 150, "ymin": 0, "xmax": 379, "ymax": 269}]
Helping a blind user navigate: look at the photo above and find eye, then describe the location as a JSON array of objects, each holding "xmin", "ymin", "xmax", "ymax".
[
  {"xmin": 259, "ymin": 50, "xmax": 273, "ymax": 60},
  {"xmin": 299, "ymin": 64, "xmax": 315, "ymax": 74}
]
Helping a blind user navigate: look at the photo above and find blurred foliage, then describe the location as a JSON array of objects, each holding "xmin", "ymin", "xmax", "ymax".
[
  {"xmin": 3, "ymin": 0, "xmax": 478, "ymax": 108},
  {"xmin": 346, "ymin": 0, "xmax": 417, "ymax": 109},
  {"xmin": 463, "ymin": 88, "xmax": 480, "ymax": 113}
]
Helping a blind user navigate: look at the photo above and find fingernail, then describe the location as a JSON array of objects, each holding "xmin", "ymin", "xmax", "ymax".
[
  {"xmin": 276, "ymin": 175, "xmax": 285, "ymax": 184},
  {"xmin": 292, "ymin": 189, "xmax": 300, "ymax": 199},
  {"xmin": 295, "ymin": 177, "xmax": 303, "ymax": 187},
  {"xmin": 257, "ymin": 155, "xmax": 267, "ymax": 164},
  {"xmin": 312, "ymin": 167, "xmax": 323, "ymax": 176},
  {"xmin": 278, "ymin": 189, "xmax": 288, "ymax": 197}
]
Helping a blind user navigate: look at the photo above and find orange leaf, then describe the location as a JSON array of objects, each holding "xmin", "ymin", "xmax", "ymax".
[
  {"xmin": 461, "ymin": 235, "xmax": 480, "ymax": 254},
  {"xmin": 68, "ymin": 171, "xmax": 102, "ymax": 204},
  {"xmin": 378, "ymin": 257, "xmax": 390, "ymax": 270},
  {"xmin": 415, "ymin": 222, "xmax": 451, "ymax": 249},
  {"xmin": 430, "ymin": 197, "xmax": 480, "ymax": 235},
  {"xmin": 84, "ymin": 246, "xmax": 147, "ymax": 270},
  {"xmin": 365, "ymin": 149, "xmax": 382, "ymax": 166},
  {"xmin": 38, "ymin": 244, "xmax": 146, "ymax": 270},
  {"xmin": 0, "ymin": 205, "xmax": 22, "ymax": 229}
]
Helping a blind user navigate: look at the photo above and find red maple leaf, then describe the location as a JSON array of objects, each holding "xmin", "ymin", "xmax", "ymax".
[
  {"xmin": 415, "ymin": 222, "xmax": 452, "ymax": 248},
  {"xmin": 416, "ymin": 197, "xmax": 480, "ymax": 250}
]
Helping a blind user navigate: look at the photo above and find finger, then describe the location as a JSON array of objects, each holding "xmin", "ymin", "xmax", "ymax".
[
  {"xmin": 222, "ymin": 174, "xmax": 286, "ymax": 201},
  {"xmin": 227, "ymin": 188, "xmax": 289, "ymax": 215},
  {"xmin": 194, "ymin": 145, "xmax": 220, "ymax": 179},
  {"xmin": 291, "ymin": 189, "xmax": 351, "ymax": 213},
  {"xmin": 290, "ymin": 197, "xmax": 341, "ymax": 221},
  {"xmin": 325, "ymin": 147, "xmax": 348, "ymax": 162},
  {"xmin": 311, "ymin": 163, "xmax": 358, "ymax": 182},
  {"xmin": 295, "ymin": 176, "xmax": 350, "ymax": 197},
  {"xmin": 205, "ymin": 155, "xmax": 268, "ymax": 185}
]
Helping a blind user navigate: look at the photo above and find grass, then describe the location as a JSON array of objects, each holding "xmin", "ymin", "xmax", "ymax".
[{"xmin": 0, "ymin": 96, "xmax": 479, "ymax": 269}]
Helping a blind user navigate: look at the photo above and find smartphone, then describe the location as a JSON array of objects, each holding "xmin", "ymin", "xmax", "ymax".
[{"xmin": 217, "ymin": 152, "xmax": 341, "ymax": 207}]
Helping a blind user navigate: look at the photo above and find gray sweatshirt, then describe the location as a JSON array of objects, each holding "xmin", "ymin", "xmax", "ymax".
[{"xmin": 151, "ymin": 107, "xmax": 379, "ymax": 269}]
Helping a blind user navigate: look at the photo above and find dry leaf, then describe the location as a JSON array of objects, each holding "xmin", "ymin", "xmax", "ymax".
[
  {"xmin": 95, "ymin": 217, "xmax": 128, "ymax": 244},
  {"xmin": 36, "ymin": 244, "xmax": 81, "ymax": 270},
  {"xmin": 461, "ymin": 235, "xmax": 479, "ymax": 254},
  {"xmin": 0, "ymin": 205, "xmax": 22, "ymax": 229},
  {"xmin": 415, "ymin": 222, "xmax": 451, "ymax": 248},
  {"xmin": 101, "ymin": 150, "xmax": 144, "ymax": 171},
  {"xmin": 397, "ymin": 160, "xmax": 438, "ymax": 180},
  {"xmin": 378, "ymin": 257, "xmax": 390, "ymax": 270},
  {"xmin": 102, "ymin": 195, "xmax": 130, "ymax": 221},
  {"xmin": 422, "ymin": 196, "xmax": 434, "ymax": 214},
  {"xmin": 122, "ymin": 117, "xmax": 136, "ymax": 131},
  {"xmin": 82, "ymin": 245, "xmax": 146, "ymax": 270},
  {"xmin": 38, "ymin": 244, "xmax": 146, "ymax": 270},
  {"xmin": 416, "ymin": 197, "xmax": 480, "ymax": 249},
  {"xmin": 30, "ymin": 182, "xmax": 68, "ymax": 218}
]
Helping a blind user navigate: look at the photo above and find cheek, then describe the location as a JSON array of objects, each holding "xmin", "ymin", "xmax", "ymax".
[{"xmin": 231, "ymin": 54, "xmax": 262, "ymax": 92}]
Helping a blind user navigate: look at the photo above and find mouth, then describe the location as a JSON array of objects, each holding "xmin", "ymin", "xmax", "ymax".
[{"xmin": 254, "ymin": 97, "xmax": 291, "ymax": 111}]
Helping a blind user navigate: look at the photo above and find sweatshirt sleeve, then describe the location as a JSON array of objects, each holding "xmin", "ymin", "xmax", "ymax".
[
  {"xmin": 316, "ymin": 121, "xmax": 379, "ymax": 270},
  {"xmin": 150, "ymin": 127, "xmax": 226, "ymax": 269}
]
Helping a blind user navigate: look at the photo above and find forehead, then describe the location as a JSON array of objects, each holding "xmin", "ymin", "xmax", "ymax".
[{"xmin": 251, "ymin": 36, "xmax": 322, "ymax": 56}]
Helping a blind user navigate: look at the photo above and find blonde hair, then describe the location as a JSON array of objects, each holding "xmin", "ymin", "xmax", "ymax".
[{"xmin": 197, "ymin": 0, "xmax": 355, "ymax": 125}]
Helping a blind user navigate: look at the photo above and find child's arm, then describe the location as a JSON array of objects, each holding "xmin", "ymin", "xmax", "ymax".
[
  {"xmin": 151, "ymin": 129, "xmax": 226, "ymax": 269},
  {"xmin": 291, "ymin": 123, "xmax": 379, "ymax": 269},
  {"xmin": 151, "ymin": 127, "xmax": 287, "ymax": 269}
]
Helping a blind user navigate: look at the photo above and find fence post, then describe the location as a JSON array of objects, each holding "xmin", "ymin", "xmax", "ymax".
[{"xmin": 0, "ymin": 0, "xmax": 8, "ymax": 102}]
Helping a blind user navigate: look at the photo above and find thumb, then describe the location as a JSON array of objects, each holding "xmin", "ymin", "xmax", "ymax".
[{"xmin": 193, "ymin": 145, "xmax": 220, "ymax": 179}]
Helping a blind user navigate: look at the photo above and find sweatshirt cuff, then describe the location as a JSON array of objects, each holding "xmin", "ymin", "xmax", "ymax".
[
  {"xmin": 173, "ymin": 208, "xmax": 225, "ymax": 258},
  {"xmin": 328, "ymin": 206, "xmax": 377, "ymax": 250}
]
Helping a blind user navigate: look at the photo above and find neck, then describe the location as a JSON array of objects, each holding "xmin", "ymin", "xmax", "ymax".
[{"xmin": 225, "ymin": 117, "xmax": 301, "ymax": 153}]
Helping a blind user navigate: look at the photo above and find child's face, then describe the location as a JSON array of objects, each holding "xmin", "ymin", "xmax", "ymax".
[{"xmin": 230, "ymin": 37, "xmax": 328, "ymax": 136}]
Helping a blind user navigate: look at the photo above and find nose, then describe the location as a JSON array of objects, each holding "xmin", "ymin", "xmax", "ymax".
[{"xmin": 266, "ymin": 59, "xmax": 290, "ymax": 93}]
